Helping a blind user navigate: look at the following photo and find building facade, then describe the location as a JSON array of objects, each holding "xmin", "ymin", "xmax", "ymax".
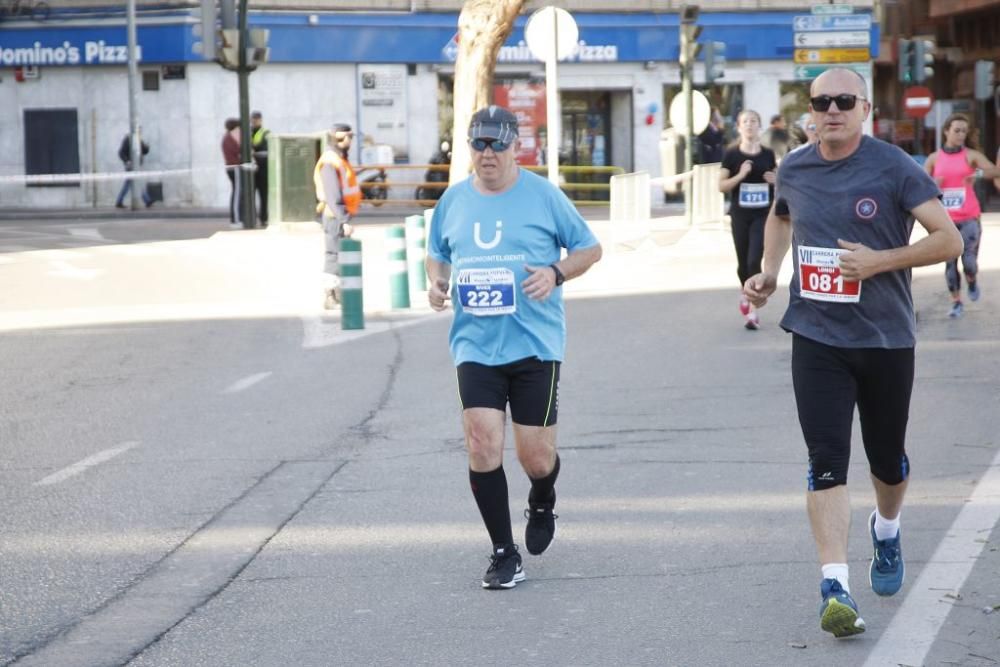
[{"xmin": 0, "ymin": 2, "xmax": 880, "ymax": 209}]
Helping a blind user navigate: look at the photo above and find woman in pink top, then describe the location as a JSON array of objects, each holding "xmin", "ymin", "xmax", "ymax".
[{"xmin": 924, "ymin": 114, "xmax": 1000, "ymax": 318}]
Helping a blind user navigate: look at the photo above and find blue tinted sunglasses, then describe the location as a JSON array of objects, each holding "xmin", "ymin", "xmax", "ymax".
[{"xmin": 470, "ymin": 137, "xmax": 512, "ymax": 152}]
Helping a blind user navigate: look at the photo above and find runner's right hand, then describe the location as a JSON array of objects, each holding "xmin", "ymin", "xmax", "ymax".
[{"xmin": 428, "ymin": 278, "xmax": 450, "ymax": 311}]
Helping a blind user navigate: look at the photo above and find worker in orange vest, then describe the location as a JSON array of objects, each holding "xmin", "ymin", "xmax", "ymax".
[{"xmin": 314, "ymin": 123, "xmax": 361, "ymax": 308}]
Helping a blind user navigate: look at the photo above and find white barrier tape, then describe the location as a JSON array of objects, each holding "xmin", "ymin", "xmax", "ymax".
[{"xmin": 0, "ymin": 162, "xmax": 256, "ymax": 186}]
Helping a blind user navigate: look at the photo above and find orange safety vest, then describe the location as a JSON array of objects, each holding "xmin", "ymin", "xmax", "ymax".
[{"xmin": 314, "ymin": 150, "xmax": 361, "ymax": 215}]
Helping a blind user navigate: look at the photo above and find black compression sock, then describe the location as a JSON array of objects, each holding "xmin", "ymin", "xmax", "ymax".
[
  {"xmin": 469, "ymin": 466, "xmax": 514, "ymax": 548},
  {"xmin": 528, "ymin": 455, "xmax": 560, "ymax": 505}
]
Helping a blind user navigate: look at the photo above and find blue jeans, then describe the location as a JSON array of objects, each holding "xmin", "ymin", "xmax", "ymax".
[{"xmin": 116, "ymin": 177, "xmax": 151, "ymax": 207}]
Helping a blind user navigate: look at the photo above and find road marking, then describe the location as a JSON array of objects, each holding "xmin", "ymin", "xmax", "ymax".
[
  {"xmin": 863, "ymin": 448, "xmax": 1000, "ymax": 667},
  {"xmin": 223, "ymin": 371, "xmax": 272, "ymax": 394},
  {"xmin": 47, "ymin": 260, "xmax": 104, "ymax": 280},
  {"xmin": 34, "ymin": 442, "xmax": 138, "ymax": 486},
  {"xmin": 68, "ymin": 227, "xmax": 105, "ymax": 241}
]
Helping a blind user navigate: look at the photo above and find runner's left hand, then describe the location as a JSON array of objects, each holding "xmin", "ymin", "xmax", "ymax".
[
  {"xmin": 522, "ymin": 264, "xmax": 556, "ymax": 301},
  {"xmin": 837, "ymin": 239, "xmax": 881, "ymax": 281}
]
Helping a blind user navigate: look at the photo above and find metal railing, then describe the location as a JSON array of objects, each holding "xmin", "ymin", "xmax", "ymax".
[{"xmin": 356, "ymin": 164, "xmax": 625, "ymax": 207}]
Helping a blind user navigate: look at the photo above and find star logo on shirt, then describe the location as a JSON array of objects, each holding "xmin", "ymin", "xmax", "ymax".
[{"xmin": 855, "ymin": 197, "xmax": 878, "ymax": 220}]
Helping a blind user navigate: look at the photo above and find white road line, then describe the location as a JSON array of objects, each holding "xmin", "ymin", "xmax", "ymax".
[
  {"xmin": 864, "ymin": 448, "xmax": 1000, "ymax": 667},
  {"xmin": 47, "ymin": 260, "xmax": 104, "ymax": 280},
  {"xmin": 223, "ymin": 371, "xmax": 273, "ymax": 394},
  {"xmin": 34, "ymin": 442, "xmax": 138, "ymax": 486},
  {"xmin": 68, "ymin": 227, "xmax": 105, "ymax": 241}
]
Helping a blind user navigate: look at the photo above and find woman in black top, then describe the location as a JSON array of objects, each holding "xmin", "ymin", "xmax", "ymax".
[{"xmin": 719, "ymin": 109, "xmax": 777, "ymax": 330}]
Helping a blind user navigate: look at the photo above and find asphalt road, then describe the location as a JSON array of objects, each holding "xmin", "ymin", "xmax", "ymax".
[{"xmin": 1, "ymin": 211, "xmax": 997, "ymax": 666}]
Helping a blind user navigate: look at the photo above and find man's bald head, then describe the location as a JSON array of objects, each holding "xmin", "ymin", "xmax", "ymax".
[{"xmin": 811, "ymin": 68, "xmax": 867, "ymax": 97}]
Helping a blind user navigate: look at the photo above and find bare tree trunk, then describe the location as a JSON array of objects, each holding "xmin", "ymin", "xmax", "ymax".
[{"xmin": 449, "ymin": 0, "xmax": 525, "ymax": 185}]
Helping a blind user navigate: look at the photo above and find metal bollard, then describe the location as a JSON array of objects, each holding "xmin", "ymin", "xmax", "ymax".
[
  {"xmin": 386, "ymin": 225, "xmax": 410, "ymax": 309},
  {"xmin": 405, "ymin": 214, "xmax": 427, "ymax": 293},
  {"xmin": 339, "ymin": 237, "xmax": 364, "ymax": 330}
]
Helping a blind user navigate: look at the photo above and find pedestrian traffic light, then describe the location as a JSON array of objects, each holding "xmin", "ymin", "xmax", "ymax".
[
  {"xmin": 897, "ymin": 38, "xmax": 913, "ymax": 83},
  {"xmin": 705, "ymin": 41, "xmax": 726, "ymax": 83},
  {"xmin": 974, "ymin": 59, "xmax": 995, "ymax": 101},
  {"xmin": 913, "ymin": 39, "xmax": 935, "ymax": 83}
]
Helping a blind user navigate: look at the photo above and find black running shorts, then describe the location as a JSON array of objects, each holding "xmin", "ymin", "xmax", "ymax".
[
  {"xmin": 791, "ymin": 334, "xmax": 914, "ymax": 491},
  {"xmin": 456, "ymin": 357, "xmax": 561, "ymax": 427}
]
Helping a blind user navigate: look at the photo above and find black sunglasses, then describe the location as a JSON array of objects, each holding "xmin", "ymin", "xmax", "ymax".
[
  {"xmin": 810, "ymin": 94, "xmax": 866, "ymax": 112},
  {"xmin": 470, "ymin": 137, "xmax": 512, "ymax": 153}
]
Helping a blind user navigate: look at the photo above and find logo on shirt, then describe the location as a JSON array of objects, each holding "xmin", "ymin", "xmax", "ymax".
[
  {"xmin": 474, "ymin": 221, "xmax": 503, "ymax": 249},
  {"xmin": 855, "ymin": 197, "xmax": 878, "ymax": 220}
]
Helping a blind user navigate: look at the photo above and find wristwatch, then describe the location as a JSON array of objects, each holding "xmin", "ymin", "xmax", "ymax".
[
  {"xmin": 550, "ymin": 263, "xmax": 565, "ymax": 286},
  {"xmin": 975, "ymin": 168, "xmax": 985, "ymax": 180}
]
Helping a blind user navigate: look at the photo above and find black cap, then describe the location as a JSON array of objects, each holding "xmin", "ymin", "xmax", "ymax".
[
  {"xmin": 468, "ymin": 105, "xmax": 519, "ymax": 142},
  {"xmin": 251, "ymin": 110, "xmax": 262, "ymax": 119},
  {"xmin": 332, "ymin": 123, "xmax": 353, "ymax": 134}
]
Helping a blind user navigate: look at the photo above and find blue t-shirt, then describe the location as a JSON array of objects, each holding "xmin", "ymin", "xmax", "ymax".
[
  {"xmin": 775, "ymin": 136, "xmax": 941, "ymax": 348},
  {"xmin": 428, "ymin": 169, "xmax": 599, "ymax": 366}
]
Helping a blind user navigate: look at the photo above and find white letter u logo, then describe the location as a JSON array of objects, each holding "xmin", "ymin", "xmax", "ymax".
[{"xmin": 474, "ymin": 221, "xmax": 503, "ymax": 249}]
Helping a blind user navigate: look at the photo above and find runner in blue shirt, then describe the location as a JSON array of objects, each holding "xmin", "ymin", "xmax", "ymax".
[{"xmin": 426, "ymin": 105, "xmax": 602, "ymax": 589}]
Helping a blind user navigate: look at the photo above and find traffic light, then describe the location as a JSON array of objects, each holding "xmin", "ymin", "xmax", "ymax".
[
  {"xmin": 974, "ymin": 60, "xmax": 995, "ymax": 101},
  {"xmin": 705, "ymin": 41, "xmax": 726, "ymax": 83},
  {"xmin": 218, "ymin": 28, "xmax": 239, "ymax": 70},
  {"xmin": 897, "ymin": 38, "xmax": 913, "ymax": 83},
  {"xmin": 913, "ymin": 39, "xmax": 934, "ymax": 83},
  {"xmin": 679, "ymin": 23, "xmax": 703, "ymax": 67},
  {"xmin": 246, "ymin": 28, "xmax": 270, "ymax": 70}
]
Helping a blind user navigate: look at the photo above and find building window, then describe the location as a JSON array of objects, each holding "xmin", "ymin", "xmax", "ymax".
[
  {"xmin": 142, "ymin": 70, "xmax": 159, "ymax": 91},
  {"xmin": 23, "ymin": 109, "xmax": 80, "ymax": 187}
]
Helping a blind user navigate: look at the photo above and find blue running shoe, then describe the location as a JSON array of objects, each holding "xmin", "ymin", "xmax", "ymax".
[
  {"xmin": 869, "ymin": 511, "xmax": 904, "ymax": 596},
  {"xmin": 819, "ymin": 578, "xmax": 866, "ymax": 638},
  {"xmin": 968, "ymin": 281, "xmax": 981, "ymax": 302},
  {"xmin": 948, "ymin": 301, "xmax": 964, "ymax": 318}
]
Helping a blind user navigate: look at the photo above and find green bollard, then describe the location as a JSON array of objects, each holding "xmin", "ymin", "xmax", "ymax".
[
  {"xmin": 386, "ymin": 225, "xmax": 410, "ymax": 309},
  {"xmin": 405, "ymin": 214, "xmax": 427, "ymax": 293},
  {"xmin": 339, "ymin": 237, "xmax": 364, "ymax": 330}
]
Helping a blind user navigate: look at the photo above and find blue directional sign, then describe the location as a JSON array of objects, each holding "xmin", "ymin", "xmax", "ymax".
[{"xmin": 793, "ymin": 14, "xmax": 872, "ymax": 32}]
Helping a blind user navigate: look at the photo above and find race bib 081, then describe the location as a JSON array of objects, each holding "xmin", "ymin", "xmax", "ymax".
[
  {"xmin": 456, "ymin": 267, "xmax": 516, "ymax": 316},
  {"xmin": 797, "ymin": 245, "xmax": 861, "ymax": 303}
]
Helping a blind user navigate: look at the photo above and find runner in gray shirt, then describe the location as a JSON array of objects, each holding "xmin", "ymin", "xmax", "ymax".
[{"xmin": 744, "ymin": 67, "xmax": 962, "ymax": 639}]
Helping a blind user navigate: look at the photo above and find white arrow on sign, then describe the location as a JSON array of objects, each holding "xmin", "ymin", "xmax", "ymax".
[
  {"xmin": 794, "ymin": 31, "xmax": 870, "ymax": 48},
  {"xmin": 904, "ymin": 97, "xmax": 932, "ymax": 109}
]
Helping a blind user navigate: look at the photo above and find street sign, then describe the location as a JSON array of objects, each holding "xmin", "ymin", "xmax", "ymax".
[
  {"xmin": 668, "ymin": 89, "xmax": 710, "ymax": 135},
  {"xmin": 794, "ymin": 48, "xmax": 870, "ymax": 64},
  {"xmin": 812, "ymin": 3, "xmax": 854, "ymax": 14},
  {"xmin": 902, "ymin": 85, "xmax": 934, "ymax": 119},
  {"xmin": 793, "ymin": 14, "xmax": 871, "ymax": 32},
  {"xmin": 794, "ymin": 31, "xmax": 870, "ymax": 48},
  {"xmin": 793, "ymin": 63, "xmax": 870, "ymax": 80}
]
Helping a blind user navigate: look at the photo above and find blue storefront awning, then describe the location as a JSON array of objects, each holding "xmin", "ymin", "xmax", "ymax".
[{"xmin": 0, "ymin": 10, "xmax": 879, "ymax": 66}]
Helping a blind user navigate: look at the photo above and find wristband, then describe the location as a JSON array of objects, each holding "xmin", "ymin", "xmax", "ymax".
[
  {"xmin": 550, "ymin": 264, "xmax": 565, "ymax": 286},
  {"xmin": 975, "ymin": 168, "xmax": 984, "ymax": 180}
]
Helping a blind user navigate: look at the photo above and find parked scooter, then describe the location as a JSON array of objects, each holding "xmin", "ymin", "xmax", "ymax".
[
  {"xmin": 416, "ymin": 140, "xmax": 451, "ymax": 202},
  {"xmin": 357, "ymin": 166, "xmax": 388, "ymax": 204}
]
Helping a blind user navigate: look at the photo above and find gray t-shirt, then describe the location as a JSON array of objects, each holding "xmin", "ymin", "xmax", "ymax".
[{"xmin": 775, "ymin": 136, "xmax": 940, "ymax": 348}]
